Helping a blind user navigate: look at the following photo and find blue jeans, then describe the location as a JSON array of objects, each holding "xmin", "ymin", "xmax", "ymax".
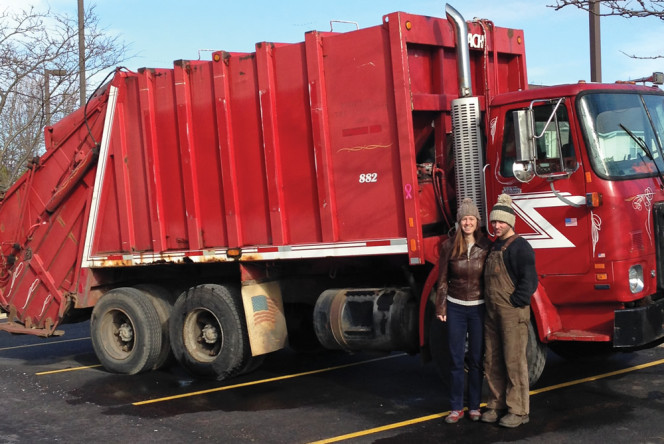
[{"xmin": 447, "ymin": 300, "xmax": 485, "ymax": 411}]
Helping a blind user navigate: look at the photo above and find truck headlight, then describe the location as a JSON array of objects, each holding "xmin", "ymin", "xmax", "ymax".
[{"xmin": 629, "ymin": 265, "xmax": 644, "ymax": 294}]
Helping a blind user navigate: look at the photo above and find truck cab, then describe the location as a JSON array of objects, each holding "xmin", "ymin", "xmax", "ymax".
[{"xmin": 485, "ymin": 82, "xmax": 664, "ymax": 351}]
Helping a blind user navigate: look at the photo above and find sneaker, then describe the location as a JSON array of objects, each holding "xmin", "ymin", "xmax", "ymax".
[
  {"xmin": 499, "ymin": 413, "xmax": 530, "ymax": 428},
  {"xmin": 469, "ymin": 410, "xmax": 481, "ymax": 422},
  {"xmin": 480, "ymin": 408, "xmax": 503, "ymax": 423},
  {"xmin": 445, "ymin": 410, "xmax": 465, "ymax": 424}
]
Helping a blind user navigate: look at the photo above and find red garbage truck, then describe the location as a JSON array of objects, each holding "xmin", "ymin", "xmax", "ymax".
[{"xmin": 1, "ymin": 4, "xmax": 663, "ymax": 384}]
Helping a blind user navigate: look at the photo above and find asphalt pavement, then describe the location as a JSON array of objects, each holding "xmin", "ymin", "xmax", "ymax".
[{"xmin": 0, "ymin": 319, "xmax": 663, "ymax": 443}]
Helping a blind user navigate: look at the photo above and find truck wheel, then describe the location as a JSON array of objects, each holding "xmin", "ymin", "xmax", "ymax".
[
  {"xmin": 90, "ymin": 287, "xmax": 162, "ymax": 375},
  {"xmin": 169, "ymin": 284, "xmax": 252, "ymax": 380},
  {"xmin": 527, "ymin": 317, "xmax": 547, "ymax": 387},
  {"xmin": 136, "ymin": 285, "xmax": 175, "ymax": 370}
]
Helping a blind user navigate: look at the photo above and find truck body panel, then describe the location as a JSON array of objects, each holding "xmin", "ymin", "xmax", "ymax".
[{"xmin": 0, "ymin": 11, "xmax": 526, "ymax": 333}]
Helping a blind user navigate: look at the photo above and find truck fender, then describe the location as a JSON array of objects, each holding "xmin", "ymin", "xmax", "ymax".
[
  {"xmin": 418, "ymin": 263, "xmax": 439, "ymax": 348},
  {"xmin": 530, "ymin": 283, "xmax": 562, "ymax": 343}
]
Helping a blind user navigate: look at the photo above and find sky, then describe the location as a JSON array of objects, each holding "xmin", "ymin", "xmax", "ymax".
[{"xmin": 8, "ymin": 0, "xmax": 664, "ymax": 86}]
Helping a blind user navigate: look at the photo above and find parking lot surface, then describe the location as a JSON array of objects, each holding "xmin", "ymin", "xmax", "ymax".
[{"xmin": 1, "ymin": 319, "xmax": 663, "ymax": 443}]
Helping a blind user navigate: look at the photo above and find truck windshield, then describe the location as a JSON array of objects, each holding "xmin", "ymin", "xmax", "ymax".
[{"xmin": 578, "ymin": 92, "xmax": 664, "ymax": 179}]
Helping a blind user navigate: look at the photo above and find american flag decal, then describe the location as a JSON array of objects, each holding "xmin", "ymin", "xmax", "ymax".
[{"xmin": 251, "ymin": 295, "xmax": 277, "ymax": 325}]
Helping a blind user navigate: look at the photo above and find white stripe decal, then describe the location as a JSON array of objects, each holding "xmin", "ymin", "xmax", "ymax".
[{"xmin": 511, "ymin": 192, "xmax": 585, "ymax": 249}]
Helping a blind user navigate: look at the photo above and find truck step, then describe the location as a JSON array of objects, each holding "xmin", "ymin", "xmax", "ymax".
[{"xmin": 547, "ymin": 330, "xmax": 610, "ymax": 342}]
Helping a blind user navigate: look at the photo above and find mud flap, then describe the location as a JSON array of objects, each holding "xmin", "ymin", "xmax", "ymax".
[{"xmin": 241, "ymin": 280, "xmax": 288, "ymax": 356}]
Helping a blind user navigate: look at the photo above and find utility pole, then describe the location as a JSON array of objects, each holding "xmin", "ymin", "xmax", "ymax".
[
  {"xmin": 78, "ymin": 0, "xmax": 86, "ymax": 107},
  {"xmin": 45, "ymin": 69, "xmax": 67, "ymax": 127},
  {"xmin": 589, "ymin": 0, "xmax": 602, "ymax": 82}
]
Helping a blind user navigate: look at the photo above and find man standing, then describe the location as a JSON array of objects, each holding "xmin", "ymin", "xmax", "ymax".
[{"xmin": 481, "ymin": 194, "xmax": 538, "ymax": 428}]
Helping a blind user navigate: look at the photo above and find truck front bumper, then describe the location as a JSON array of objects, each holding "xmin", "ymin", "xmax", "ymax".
[{"xmin": 614, "ymin": 297, "xmax": 664, "ymax": 348}]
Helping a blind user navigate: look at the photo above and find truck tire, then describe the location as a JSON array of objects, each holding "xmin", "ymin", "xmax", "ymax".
[
  {"xmin": 169, "ymin": 284, "xmax": 252, "ymax": 380},
  {"xmin": 90, "ymin": 287, "xmax": 162, "ymax": 375},
  {"xmin": 136, "ymin": 285, "xmax": 175, "ymax": 370},
  {"xmin": 527, "ymin": 317, "xmax": 547, "ymax": 387}
]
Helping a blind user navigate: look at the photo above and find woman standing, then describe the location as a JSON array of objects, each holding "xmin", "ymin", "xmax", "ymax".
[{"xmin": 436, "ymin": 198, "xmax": 490, "ymax": 423}]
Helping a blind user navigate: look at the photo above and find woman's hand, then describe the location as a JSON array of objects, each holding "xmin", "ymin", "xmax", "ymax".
[{"xmin": 436, "ymin": 314, "xmax": 446, "ymax": 322}]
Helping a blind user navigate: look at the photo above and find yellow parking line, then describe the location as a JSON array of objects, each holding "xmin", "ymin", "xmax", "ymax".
[
  {"xmin": 28, "ymin": 343, "xmax": 664, "ymax": 442},
  {"xmin": 36, "ymin": 364, "xmax": 103, "ymax": 375},
  {"xmin": 309, "ymin": 404, "xmax": 488, "ymax": 444},
  {"xmin": 310, "ymin": 357, "xmax": 664, "ymax": 444},
  {"xmin": 312, "ymin": 413, "xmax": 447, "ymax": 444},
  {"xmin": 133, "ymin": 353, "xmax": 405, "ymax": 406},
  {"xmin": 530, "ymin": 357, "xmax": 664, "ymax": 395},
  {"xmin": 0, "ymin": 337, "xmax": 90, "ymax": 352}
]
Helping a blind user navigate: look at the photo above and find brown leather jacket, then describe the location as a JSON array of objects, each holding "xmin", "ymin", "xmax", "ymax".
[{"xmin": 435, "ymin": 235, "xmax": 490, "ymax": 318}]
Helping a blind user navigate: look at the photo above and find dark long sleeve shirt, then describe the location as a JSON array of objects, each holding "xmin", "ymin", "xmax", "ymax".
[{"xmin": 491, "ymin": 235, "xmax": 538, "ymax": 307}]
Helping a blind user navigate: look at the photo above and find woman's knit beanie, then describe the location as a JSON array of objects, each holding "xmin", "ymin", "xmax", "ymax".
[{"xmin": 457, "ymin": 197, "xmax": 480, "ymax": 223}]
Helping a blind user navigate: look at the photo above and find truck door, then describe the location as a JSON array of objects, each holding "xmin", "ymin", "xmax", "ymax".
[{"xmin": 486, "ymin": 102, "xmax": 591, "ymax": 278}]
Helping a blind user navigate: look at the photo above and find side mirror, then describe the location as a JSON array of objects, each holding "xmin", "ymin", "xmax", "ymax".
[
  {"xmin": 513, "ymin": 109, "xmax": 535, "ymax": 162},
  {"xmin": 513, "ymin": 161, "xmax": 535, "ymax": 183},
  {"xmin": 512, "ymin": 110, "xmax": 536, "ymax": 183}
]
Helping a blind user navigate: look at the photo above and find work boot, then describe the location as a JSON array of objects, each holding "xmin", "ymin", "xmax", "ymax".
[
  {"xmin": 480, "ymin": 409, "xmax": 503, "ymax": 423},
  {"xmin": 499, "ymin": 413, "xmax": 530, "ymax": 428}
]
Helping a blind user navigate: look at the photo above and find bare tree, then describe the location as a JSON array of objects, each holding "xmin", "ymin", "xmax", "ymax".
[
  {"xmin": 550, "ymin": 1, "xmax": 664, "ymax": 61},
  {"xmin": 0, "ymin": 5, "xmax": 128, "ymax": 193},
  {"xmin": 550, "ymin": 0, "xmax": 664, "ymax": 18}
]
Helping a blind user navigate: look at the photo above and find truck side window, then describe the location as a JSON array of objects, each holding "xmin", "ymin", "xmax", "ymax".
[
  {"xmin": 500, "ymin": 113, "xmax": 517, "ymax": 177},
  {"xmin": 500, "ymin": 105, "xmax": 577, "ymax": 178},
  {"xmin": 532, "ymin": 103, "xmax": 577, "ymax": 174}
]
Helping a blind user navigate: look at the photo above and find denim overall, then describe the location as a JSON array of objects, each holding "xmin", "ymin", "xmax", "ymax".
[{"xmin": 483, "ymin": 235, "xmax": 530, "ymax": 415}]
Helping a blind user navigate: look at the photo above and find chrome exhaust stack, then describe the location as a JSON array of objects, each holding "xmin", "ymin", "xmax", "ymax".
[{"xmin": 446, "ymin": 4, "xmax": 485, "ymax": 225}]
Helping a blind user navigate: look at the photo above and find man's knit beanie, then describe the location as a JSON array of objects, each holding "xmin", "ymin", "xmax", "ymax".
[{"xmin": 489, "ymin": 193, "xmax": 516, "ymax": 227}]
